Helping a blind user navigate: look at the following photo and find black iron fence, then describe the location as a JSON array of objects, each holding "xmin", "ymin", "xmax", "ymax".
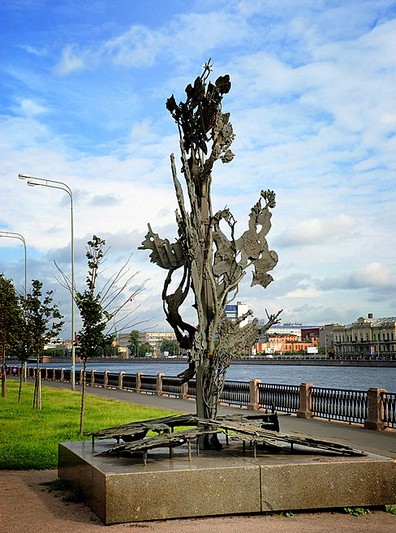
[
  {"xmin": 220, "ymin": 380, "xmax": 250, "ymax": 407},
  {"xmin": 311, "ymin": 387, "xmax": 367, "ymax": 424},
  {"xmin": 23, "ymin": 366, "xmax": 395, "ymax": 430},
  {"xmin": 382, "ymin": 391, "xmax": 396, "ymax": 428},
  {"xmin": 258, "ymin": 383, "xmax": 300, "ymax": 414}
]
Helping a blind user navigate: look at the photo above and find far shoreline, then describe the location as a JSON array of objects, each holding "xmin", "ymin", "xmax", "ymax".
[{"xmin": 11, "ymin": 356, "xmax": 396, "ymax": 368}]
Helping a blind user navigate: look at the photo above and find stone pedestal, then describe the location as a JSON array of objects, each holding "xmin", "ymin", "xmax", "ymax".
[{"xmin": 58, "ymin": 439, "xmax": 396, "ymax": 525}]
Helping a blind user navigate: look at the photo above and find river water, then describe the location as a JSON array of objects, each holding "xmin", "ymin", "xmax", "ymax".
[{"xmin": 35, "ymin": 360, "xmax": 396, "ymax": 393}]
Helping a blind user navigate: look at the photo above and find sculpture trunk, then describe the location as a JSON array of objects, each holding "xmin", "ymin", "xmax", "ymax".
[{"xmin": 139, "ymin": 62, "xmax": 281, "ymax": 440}]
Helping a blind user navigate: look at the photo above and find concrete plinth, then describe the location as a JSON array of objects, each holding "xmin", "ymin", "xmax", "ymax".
[{"xmin": 58, "ymin": 440, "xmax": 396, "ymax": 525}]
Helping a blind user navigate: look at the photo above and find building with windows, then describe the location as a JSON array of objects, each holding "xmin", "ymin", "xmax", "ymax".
[
  {"xmin": 225, "ymin": 301, "xmax": 250, "ymax": 326},
  {"xmin": 253, "ymin": 333, "xmax": 319, "ymax": 355},
  {"xmin": 319, "ymin": 324, "xmax": 340, "ymax": 356},
  {"xmin": 116, "ymin": 331, "xmax": 177, "ymax": 357},
  {"xmin": 333, "ymin": 314, "xmax": 396, "ymax": 360}
]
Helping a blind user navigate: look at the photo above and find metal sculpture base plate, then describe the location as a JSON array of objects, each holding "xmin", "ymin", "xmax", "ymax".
[{"xmin": 58, "ymin": 438, "xmax": 396, "ymax": 524}]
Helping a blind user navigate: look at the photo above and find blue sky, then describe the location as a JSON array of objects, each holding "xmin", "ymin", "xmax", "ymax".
[{"xmin": 1, "ymin": 0, "xmax": 396, "ymax": 338}]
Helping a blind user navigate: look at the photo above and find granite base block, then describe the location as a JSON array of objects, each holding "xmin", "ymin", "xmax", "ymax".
[{"xmin": 58, "ymin": 440, "xmax": 396, "ymax": 524}]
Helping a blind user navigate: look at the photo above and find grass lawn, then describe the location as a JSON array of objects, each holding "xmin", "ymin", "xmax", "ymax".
[{"xmin": 0, "ymin": 379, "xmax": 175, "ymax": 470}]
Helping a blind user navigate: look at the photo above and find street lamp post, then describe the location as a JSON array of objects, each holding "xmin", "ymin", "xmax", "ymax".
[
  {"xmin": 18, "ymin": 173, "xmax": 76, "ymax": 390},
  {"xmin": 0, "ymin": 231, "xmax": 27, "ymax": 296}
]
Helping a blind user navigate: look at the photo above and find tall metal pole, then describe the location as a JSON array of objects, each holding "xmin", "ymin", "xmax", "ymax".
[
  {"xmin": 0, "ymin": 231, "xmax": 27, "ymax": 296},
  {"xmin": 18, "ymin": 173, "xmax": 76, "ymax": 390}
]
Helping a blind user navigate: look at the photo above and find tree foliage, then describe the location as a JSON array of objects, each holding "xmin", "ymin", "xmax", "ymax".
[
  {"xmin": 139, "ymin": 342, "xmax": 153, "ymax": 357},
  {"xmin": 74, "ymin": 236, "xmax": 146, "ymax": 434},
  {"xmin": 20, "ymin": 279, "xmax": 64, "ymax": 408},
  {"xmin": 160, "ymin": 339, "xmax": 180, "ymax": 356},
  {"xmin": 0, "ymin": 274, "xmax": 23, "ymax": 398},
  {"xmin": 75, "ymin": 236, "xmax": 114, "ymax": 360},
  {"xmin": 128, "ymin": 329, "xmax": 140, "ymax": 357}
]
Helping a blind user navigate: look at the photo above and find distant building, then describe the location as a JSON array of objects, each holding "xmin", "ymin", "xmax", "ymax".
[
  {"xmin": 319, "ymin": 324, "xmax": 340, "ymax": 356},
  {"xmin": 225, "ymin": 301, "xmax": 250, "ymax": 327},
  {"xmin": 260, "ymin": 322, "xmax": 303, "ymax": 339},
  {"xmin": 333, "ymin": 314, "xmax": 396, "ymax": 360},
  {"xmin": 253, "ymin": 333, "xmax": 318, "ymax": 355},
  {"xmin": 116, "ymin": 331, "xmax": 177, "ymax": 357}
]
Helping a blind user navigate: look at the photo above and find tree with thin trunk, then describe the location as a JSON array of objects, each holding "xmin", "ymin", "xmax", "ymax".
[
  {"xmin": 73, "ymin": 236, "xmax": 146, "ymax": 435},
  {"xmin": 140, "ymin": 61, "xmax": 282, "ymax": 442},
  {"xmin": 0, "ymin": 274, "xmax": 23, "ymax": 399},
  {"xmin": 20, "ymin": 280, "xmax": 64, "ymax": 409}
]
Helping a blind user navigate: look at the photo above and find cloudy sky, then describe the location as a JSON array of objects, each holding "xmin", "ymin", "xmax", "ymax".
[{"xmin": 1, "ymin": 0, "xmax": 396, "ymax": 339}]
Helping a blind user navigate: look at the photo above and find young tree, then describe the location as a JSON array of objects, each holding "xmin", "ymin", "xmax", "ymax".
[
  {"xmin": 20, "ymin": 280, "xmax": 64, "ymax": 409},
  {"xmin": 128, "ymin": 329, "xmax": 140, "ymax": 357},
  {"xmin": 140, "ymin": 61, "xmax": 282, "ymax": 437},
  {"xmin": 0, "ymin": 274, "xmax": 23, "ymax": 398},
  {"xmin": 74, "ymin": 236, "xmax": 146, "ymax": 435}
]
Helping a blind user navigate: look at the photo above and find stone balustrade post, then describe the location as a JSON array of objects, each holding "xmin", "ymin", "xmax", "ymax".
[
  {"xmin": 91, "ymin": 369, "xmax": 96, "ymax": 387},
  {"xmin": 156, "ymin": 373, "xmax": 164, "ymax": 395},
  {"xmin": 104, "ymin": 371, "xmax": 109, "ymax": 388},
  {"xmin": 118, "ymin": 371, "xmax": 125, "ymax": 391},
  {"xmin": 297, "ymin": 382, "xmax": 313, "ymax": 419},
  {"xmin": 61, "ymin": 368, "xmax": 65, "ymax": 382},
  {"xmin": 248, "ymin": 379, "xmax": 261, "ymax": 410},
  {"xmin": 79, "ymin": 369, "xmax": 84, "ymax": 386},
  {"xmin": 180, "ymin": 382, "xmax": 189, "ymax": 400},
  {"xmin": 135, "ymin": 372, "xmax": 142, "ymax": 393},
  {"xmin": 364, "ymin": 388, "xmax": 386, "ymax": 431}
]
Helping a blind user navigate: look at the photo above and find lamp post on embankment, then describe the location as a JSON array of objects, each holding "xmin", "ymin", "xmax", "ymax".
[{"xmin": 18, "ymin": 173, "xmax": 76, "ymax": 390}]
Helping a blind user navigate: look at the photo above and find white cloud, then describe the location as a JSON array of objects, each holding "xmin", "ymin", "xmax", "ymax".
[
  {"xmin": 15, "ymin": 98, "xmax": 48, "ymax": 117},
  {"xmin": 55, "ymin": 45, "xmax": 85, "ymax": 75},
  {"xmin": 1, "ymin": 0, "xmax": 396, "ymax": 334},
  {"xmin": 276, "ymin": 215, "xmax": 357, "ymax": 247}
]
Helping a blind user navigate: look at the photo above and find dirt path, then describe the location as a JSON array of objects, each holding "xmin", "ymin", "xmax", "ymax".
[{"xmin": 0, "ymin": 469, "xmax": 395, "ymax": 533}]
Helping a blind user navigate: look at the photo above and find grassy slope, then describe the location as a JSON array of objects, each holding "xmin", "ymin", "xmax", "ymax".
[{"xmin": 0, "ymin": 380, "xmax": 174, "ymax": 469}]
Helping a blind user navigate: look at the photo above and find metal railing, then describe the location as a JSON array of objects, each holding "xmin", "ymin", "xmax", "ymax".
[
  {"xmin": 161, "ymin": 376, "xmax": 184, "ymax": 397},
  {"xmin": 219, "ymin": 380, "xmax": 250, "ymax": 407},
  {"xmin": 311, "ymin": 387, "xmax": 367, "ymax": 424},
  {"xmin": 381, "ymin": 391, "xmax": 396, "ymax": 429},
  {"xmin": 19, "ymin": 367, "xmax": 396, "ymax": 430},
  {"xmin": 258, "ymin": 383, "xmax": 300, "ymax": 413},
  {"xmin": 122, "ymin": 373, "xmax": 136, "ymax": 390},
  {"xmin": 139, "ymin": 374, "xmax": 157, "ymax": 394}
]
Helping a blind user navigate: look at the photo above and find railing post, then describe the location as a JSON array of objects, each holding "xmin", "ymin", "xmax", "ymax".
[
  {"xmin": 118, "ymin": 371, "xmax": 125, "ymax": 391},
  {"xmin": 135, "ymin": 372, "xmax": 142, "ymax": 393},
  {"xmin": 104, "ymin": 370, "xmax": 109, "ymax": 388},
  {"xmin": 364, "ymin": 388, "xmax": 386, "ymax": 431},
  {"xmin": 79, "ymin": 369, "xmax": 83, "ymax": 385},
  {"xmin": 248, "ymin": 379, "xmax": 261, "ymax": 410},
  {"xmin": 91, "ymin": 369, "xmax": 96, "ymax": 387},
  {"xmin": 156, "ymin": 373, "xmax": 164, "ymax": 396},
  {"xmin": 297, "ymin": 382, "xmax": 313, "ymax": 419},
  {"xmin": 61, "ymin": 368, "xmax": 65, "ymax": 382},
  {"xmin": 181, "ymin": 382, "xmax": 189, "ymax": 400}
]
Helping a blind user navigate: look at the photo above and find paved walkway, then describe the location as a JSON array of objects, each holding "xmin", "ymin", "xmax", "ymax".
[{"xmin": 1, "ymin": 380, "xmax": 395, "ymax": 532}]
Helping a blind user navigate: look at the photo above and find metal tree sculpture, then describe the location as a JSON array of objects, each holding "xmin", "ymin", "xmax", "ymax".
[{"xmin": 140, "ymin": 61, "xmax": 281, "ymax": 425}]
